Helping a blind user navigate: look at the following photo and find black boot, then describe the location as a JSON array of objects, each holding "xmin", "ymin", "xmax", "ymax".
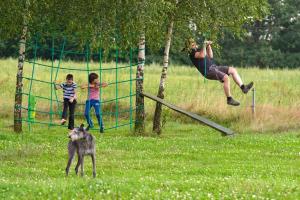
[
  {"xmin": 241, "ymin": 82, "xmax": 254, "ymax": 94},
  {"xmin": 227, "ymin": 97, "xmax": 240, "ymax": 106}
]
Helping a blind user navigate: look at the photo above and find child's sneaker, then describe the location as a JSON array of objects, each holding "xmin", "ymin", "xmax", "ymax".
[
  {"xmin": 100, "ymin": 128, "xmax": 104, "ymax": 133},
  {"xmin": 241, "ymin": 82, "xmax": 254, "ymax": 94},
  {"xmin": 227, "ymin": 97, "xmax": 240, "ymax": 106},
  {"xmin": 61, "ymin": 119, "xmax": 67, "ymax": 125}
]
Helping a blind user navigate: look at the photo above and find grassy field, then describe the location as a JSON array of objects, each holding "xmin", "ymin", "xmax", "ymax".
[
  {"xmin": 0, "ymin": 120, "xmax": 299, "ymax": 199},
  {"xmin": 1, "ymin": 58, "xmax": 300, "ymax": 199}
]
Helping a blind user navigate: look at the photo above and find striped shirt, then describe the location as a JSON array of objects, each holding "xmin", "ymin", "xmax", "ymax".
[{"xmin": 60, "ymin": 82, "xmax": 77, "ymax": 99}]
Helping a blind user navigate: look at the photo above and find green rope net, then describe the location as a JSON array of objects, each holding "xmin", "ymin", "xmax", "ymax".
[{"xmin": 19, "ymin": 35, "xmax": 142, "ymax": 132}]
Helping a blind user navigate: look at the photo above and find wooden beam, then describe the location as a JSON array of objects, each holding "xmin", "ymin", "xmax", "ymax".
[{"xmin": 142, "ymin": 92, "xmax": 234, "ymax": 136}]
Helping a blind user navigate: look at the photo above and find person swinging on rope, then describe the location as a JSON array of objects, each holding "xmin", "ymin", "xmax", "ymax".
[{"xmin": 185, "ymin": 38, "xmax": 253, "ymax": 106}]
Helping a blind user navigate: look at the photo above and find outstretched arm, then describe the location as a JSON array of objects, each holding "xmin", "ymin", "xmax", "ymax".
[
  {"xmin": 81, "ymin": 84, "xmax": 96, "ymax": 89},
  {"xmin": 54, "ymin": 81, "xmax": 62, "ymax": 90},
  {"xmin": 101, "ymin": 82, "xmax": 108, "ymax": 87},
  {"xmin": 94, "ymin": 82, "xmax": 109, "ymax": 88}
]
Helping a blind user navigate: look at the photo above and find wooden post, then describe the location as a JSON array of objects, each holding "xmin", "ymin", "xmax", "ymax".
[
  {"xmin": 14, "ymin": 25, "xmax": 28, "ymax": 133},
  {"xmin": 135, "ymin": 34, "xmax": 145, "ymax": 133}
]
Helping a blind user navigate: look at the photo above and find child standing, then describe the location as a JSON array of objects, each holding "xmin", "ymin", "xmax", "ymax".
[
  {"xmin": 81, "ymin": 73, "xmax": 108, "ymax": 133},
  {"xmin": 54, "ymin": 74, "xmax": 77, "ymax": 130}
]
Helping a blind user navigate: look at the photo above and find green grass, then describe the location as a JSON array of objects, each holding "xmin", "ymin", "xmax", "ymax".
[
  {"xmin": 1, "ymin": 58, "xmax": 300, "ymax": 199},
  {"xmin": 0, "ymin": 121, "xmax": 299, "ymax": 199}
]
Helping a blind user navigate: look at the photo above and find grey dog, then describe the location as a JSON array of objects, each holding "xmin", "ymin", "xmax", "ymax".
[{"xmin": 66, "ymin": 124, "xmax": 96, "ymax": 178}]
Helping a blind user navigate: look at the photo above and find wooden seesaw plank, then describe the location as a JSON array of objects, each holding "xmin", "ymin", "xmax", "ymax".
[{"xmin": 141, "ymin": 92, "xmax": 234, "ymax": 136}]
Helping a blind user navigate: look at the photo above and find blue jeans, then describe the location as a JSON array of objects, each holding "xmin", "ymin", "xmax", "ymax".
[{"xmin": 84, "ymin": 99, "xmax": 104, "ymax": 130}]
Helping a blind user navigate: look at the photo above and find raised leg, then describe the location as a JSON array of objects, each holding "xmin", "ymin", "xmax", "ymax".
[
  {"xmin": 91, "ymin": 154, "xmax": 96, "ymax": 178},
  {"xmin": 228, "ymin": 66, "xmax": 243, "ymax": 87}
]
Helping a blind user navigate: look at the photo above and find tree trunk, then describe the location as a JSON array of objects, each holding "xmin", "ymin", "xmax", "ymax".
[
  {"xmin": 14, "ymin": 25, "xmax": 27, "ymax": 133},
  {"xmin": 135, "ymin": 34, "xmax": 145, "ymax": 133},
  {"xmin": 153, "ymin": 19, "xmax": 174, "ymax": 134}
]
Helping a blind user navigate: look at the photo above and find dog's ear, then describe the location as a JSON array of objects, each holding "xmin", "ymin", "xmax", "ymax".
[{"xmin": 79, "ymin": 124, "xmax": 84, "ymax": 131}]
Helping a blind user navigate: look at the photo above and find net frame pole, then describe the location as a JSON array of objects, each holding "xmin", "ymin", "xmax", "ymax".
[
  {"xmin": 129, "ymin": 47, "xmax": 133, "ymax": 130},
  {"xmin": 99, "ymin": 47, "xmax": 103, "ymax": 130},
  {"xmin": 86, "ymin": 43, "xmax": 91, "ymax": 129},
  {"xmin": 27, "ymin": 37, "xmax": 38, "ymax": 131},
  {"xmin": 53, "ymin": 37, "xmax": 66, "ymax": 116},
  {"xmin": 115, "ymin": 47, "xmax": 119, "ymax": 128},
  {"xmin": 49, "ymin": 37, "xmax": 55, "ymax": 126}
]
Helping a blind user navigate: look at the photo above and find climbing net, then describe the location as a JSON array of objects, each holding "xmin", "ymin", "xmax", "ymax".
[{"xmin": 19, "ymin": 35, "xmax": 141, "ymax": 131}]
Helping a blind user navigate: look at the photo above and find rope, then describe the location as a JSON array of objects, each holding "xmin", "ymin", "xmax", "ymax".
[
  {"xmin": 24, "ymin": 59, "xmax": 138, "ymax": 71},
  {"xmin": 20, "ymin": 35, "xmax": 137, "ymax": 132},
  {"xmin": 20, "ymin": 105, "xmax": 140, "ymax": 116}
]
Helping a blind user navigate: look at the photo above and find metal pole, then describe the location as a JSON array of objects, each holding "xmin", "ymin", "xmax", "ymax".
[{"xmin": 251, "ymin": 88, "xmax": 255, "ymax": 116}]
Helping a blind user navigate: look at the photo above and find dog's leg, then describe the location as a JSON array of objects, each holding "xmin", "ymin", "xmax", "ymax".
[
  {"xmin": 91, "ymin": 154, "xmax": 96, "ymax": 178},
  {"xmin": 75, "ymin": 154, "xmax": 81, "ymax": 175},
  {"xmin": 80, "ymin": 155, "xmax": 85, "ymax": 177},
  {"xmin": 66, "ymin": 142, "xmax": 75, "ymax": 176},
  {"xmin": 66, "ymin": 156, "xmax": 73, "ymax": 176}
]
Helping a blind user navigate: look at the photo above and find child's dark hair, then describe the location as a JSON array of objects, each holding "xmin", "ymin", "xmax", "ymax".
[
  {"xmin": 66, "ymin": 74, "xmax": 73, "ymax": 80},
  {"xmin": 89, "ymin": 73, "xmax": 99, "ymax": 84}
]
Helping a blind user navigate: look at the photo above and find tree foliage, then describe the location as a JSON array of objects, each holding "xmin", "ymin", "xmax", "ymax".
[
  {"xmin": 217, "ymin": 0, "xmax": 300, "ymax": 68},
  {"xmin": 6, "ymin": 0, "xmax": 299, "ymax": 69},
  {"xmin": 0, "ymin": 0, "xmax": 169, "ymax": 50}
]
